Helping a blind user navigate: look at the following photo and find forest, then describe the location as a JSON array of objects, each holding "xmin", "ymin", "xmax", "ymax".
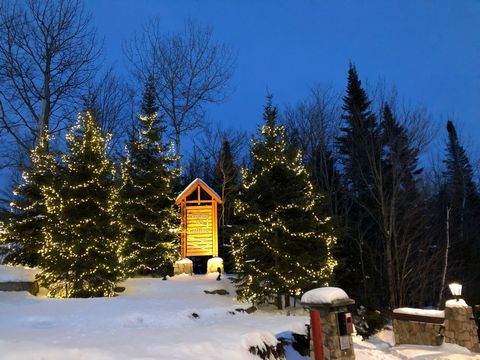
[{"xmin": 0, "ymin": 0, "xmax": 478, "ymax": 326}]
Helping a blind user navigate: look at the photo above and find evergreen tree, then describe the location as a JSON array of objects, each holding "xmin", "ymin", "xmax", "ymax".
[
  {"xmin": 337, "ymin": 63, "xmax": 380, "ymax": 192},
  {"xmin": 37, "ymin": 112, "xmax": 124, "ymax": 298},
  {"xmin": 231, "ymin": 97, "xmax": 336, "ymax": 308},
  {"xmin": 443, "ymin": 120, "xmax": 480, "ymax": 303},
  {"xmin": 214, "ymin": 139, "xmax": 240, "ymax": 271},
  {"xmin": 2, "ymin": 135, "xmax": 56, "ymax": 267},
  {"xmin": 334, "ymin": 64, "xmax": 384, "ymax": 307},
  {"xmin": 120, "ymin": 78, "xmax": 179, "ymax": 276}
]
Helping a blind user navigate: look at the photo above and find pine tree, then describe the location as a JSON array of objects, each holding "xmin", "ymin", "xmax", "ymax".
[
  {"xmin": 231, "ymin": 97, "xmax": 336, "ymax": 308},
  {"xmin": 214, "ymin": 139, "xmax": 240, "ymax": 271},
  {"xmin": 37, "ymin": 112, "xmax": 124, "ymax": 298},
  {"xmin": 120, "ymin": 78, "xmax": 179, "ymax": 276},
  {"xmin": 2, "ymin": 135, "xmax": 56, "ymax": 267}
]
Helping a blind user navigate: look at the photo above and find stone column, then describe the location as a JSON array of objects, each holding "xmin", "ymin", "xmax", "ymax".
[
  {"xmin": 301, "ymin": 287, "xmax": 356, "ymax": 360},
  {"xmin": 173, "ymin": 258, "xmax": 193, "ymax": 275},
  {"xmin": 207, "ymin": 257, "xmax": 224, "ymax": 274},
  {"xmin": 444, "ymin": 299, "xmax": 480, "ymax": 353}
]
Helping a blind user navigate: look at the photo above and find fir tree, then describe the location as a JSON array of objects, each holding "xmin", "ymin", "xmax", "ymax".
[
  {"xmin": 231, "ymin": 97, "xmax": 336, "ymax": 308},
  {"xmin": 2, "ymin": 136, "xmax": 56, "ymax": 267},
  {"xmin": 120, "ymin": 78, "xmax": 179, "ymax": 276},
  {"xmin": 38, "ymin": 112, "xmax": 124, "ymax": 298}
]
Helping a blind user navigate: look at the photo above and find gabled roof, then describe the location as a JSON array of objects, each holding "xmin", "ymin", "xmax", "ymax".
[{"xmin": 175, "ymin": 178, "xmax": 222, "ymax": 204}]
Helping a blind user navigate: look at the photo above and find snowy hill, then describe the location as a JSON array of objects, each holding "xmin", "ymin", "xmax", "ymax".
[{"xmin": 0, "ymin": 271, "xmax": 479, "ymax": 359}]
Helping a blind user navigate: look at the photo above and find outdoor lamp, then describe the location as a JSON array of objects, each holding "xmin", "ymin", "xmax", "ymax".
[{"xmin": 448, "ymin": 282, "xmax": 462, "ymax": 301}]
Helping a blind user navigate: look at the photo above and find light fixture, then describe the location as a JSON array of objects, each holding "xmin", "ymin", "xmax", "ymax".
[{"xmin": 448, "ymin": 282, "xmax": 462, "ymax": 301}]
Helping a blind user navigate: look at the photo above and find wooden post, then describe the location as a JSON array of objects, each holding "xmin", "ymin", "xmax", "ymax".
[{"xmin": 311, "ymin": 309, "xmax": 324, "ymax": 360}]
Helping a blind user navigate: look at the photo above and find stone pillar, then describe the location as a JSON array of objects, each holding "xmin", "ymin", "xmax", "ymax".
[
  {"xmin": 207, "ymin": 257, "xmax": 224, "ymax": 274},
  {"xmin": 173, "ymin": 258, "xmax": 193, "ymax": 275},
  {"xmin": 301, "ymin": 287, "xmax": 356, "ymax": 360},
  {"xmin": 444, "ymin": 299, "xmax": 480, "ymax": 353}
]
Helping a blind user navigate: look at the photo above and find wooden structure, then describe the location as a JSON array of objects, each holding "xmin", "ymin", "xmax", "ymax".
[{"xmin": 175, "ymin": 178, "xmax": 222, "ymax": 258}]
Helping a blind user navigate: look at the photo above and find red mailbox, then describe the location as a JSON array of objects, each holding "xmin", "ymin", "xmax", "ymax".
[{"xmin": 337, "ymin": 312, "xmax": 353, "ymax": 336}]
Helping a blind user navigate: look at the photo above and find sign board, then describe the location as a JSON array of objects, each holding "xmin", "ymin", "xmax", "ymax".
[
  {"xmin": 186, "ymin": 206, "xmax": 214, "ymax": 256},
  {"xmin": 175, "ymin": 178, "xmax": 222, "ymax": 258}
]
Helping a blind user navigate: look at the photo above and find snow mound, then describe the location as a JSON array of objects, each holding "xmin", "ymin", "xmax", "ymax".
[
  {"xmin": 446, "ymin": 299, "xmax": 469, "ymax": 308},
  {"xmin": 301, "ymin": 287, "xmax": 349, "ymax": 304},
  {"xmin": 0, "ymin": 265, "xmax": 39, "ymax": 282},
  {"xmin": 242, "ymin": 331, "xmax": 279, "ymax": 352},
  {"xmin": 393, "ymin": 308, "xmax": 445, "ymax": 318}
]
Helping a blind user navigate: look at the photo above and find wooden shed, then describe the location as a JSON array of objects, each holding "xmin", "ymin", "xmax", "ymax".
[{"xmin": 175, "ymin": 178, "xmax": 222, "ymax": 258}]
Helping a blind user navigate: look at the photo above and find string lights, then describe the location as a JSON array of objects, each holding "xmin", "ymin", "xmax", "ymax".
[
  {"xmin": 231, "ymin": 100, "xmax": 337, "ymax": 305},
  {"xmin": 120, "ymin": 107, "xmax": 179, "ymax": 275},
  {"xmin": 37, "ymin": 112, "xmax": 125, "ymax": 298}
]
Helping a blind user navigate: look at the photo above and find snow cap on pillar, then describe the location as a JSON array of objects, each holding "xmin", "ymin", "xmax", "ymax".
[{"xmin": 301, "ymin": 287, "xmax": 353, "ymax": 306}]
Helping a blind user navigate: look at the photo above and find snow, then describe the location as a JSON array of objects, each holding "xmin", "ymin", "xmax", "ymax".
[
  {"xmin": 446, "ymin": 299, "xmax": 469, "ymax": 308},
  {"xmin": 393, "ymin": 308, "xmax": 445, "ymax": 318},
  {"xmin": 0, "ymin": 264, "xmax": 39, "ymax": 282},
  {"xmin": 1, "ymin": 266, "xmax": 479, "ymax": 359},
  {"xmin": 301, "ymin": 287, "xmax": 349, "ymax": 304},
  {"xmin": 175, "ymin": 177, "xmax": 221, "ymax": 203},
  {"xmin": 175, "ymin": 258, "xmax": 193, "ymax": 264},
  {"xmin": 241, "ymin": 331, "xmax": 279, "ymax": 352}
]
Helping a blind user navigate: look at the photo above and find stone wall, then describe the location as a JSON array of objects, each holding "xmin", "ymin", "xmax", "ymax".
[
  {"xmin": 444, "ymin": 301, "xmax": 480, "ymax": 353},
  {"xmin": 392, "ymin": 301, "xmax": 480, "ymax": 353},
  {"xmin": 393, "ymin": 319, "xmax": 444, "ymax": 346},
  {"xmin": 0, "ymin": 281, "xmax": 39, "ymax": 295}
]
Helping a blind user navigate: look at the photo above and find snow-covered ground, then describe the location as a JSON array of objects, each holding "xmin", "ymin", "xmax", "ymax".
[{"xmin": 0, "ymin": 268, "xmax": 479, "ymax": 360}]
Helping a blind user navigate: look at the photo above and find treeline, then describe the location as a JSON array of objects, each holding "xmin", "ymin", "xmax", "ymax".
[
  {"xmin": 0, "ymin": 0, "xmax": 479, "ymax": 309},
  {"xmin": 190, "ymin": 65, "xmax": 480, "ymax": 310},
  {"xmin": 1, "ymin": 79, "xmax": 179, "ymax": 297}
]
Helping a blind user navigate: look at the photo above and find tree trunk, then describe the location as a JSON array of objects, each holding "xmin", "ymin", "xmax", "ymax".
[
  {"xmin": 437, "ymin": 207, "xmax": 450, "ymax": 308},
  {"xmin": 37, "ymin": 57, "xmax": 51, "ymax": 149}
]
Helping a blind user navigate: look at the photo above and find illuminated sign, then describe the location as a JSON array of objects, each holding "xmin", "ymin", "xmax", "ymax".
[{"xmin": 175, "ymin": 179, "xmax": 222, "ymax": 257}]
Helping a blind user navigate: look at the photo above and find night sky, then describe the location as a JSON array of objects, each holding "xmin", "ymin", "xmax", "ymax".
[{"xmin": 86, "ymin": 0, "xmax": 480, "ymax": 153}]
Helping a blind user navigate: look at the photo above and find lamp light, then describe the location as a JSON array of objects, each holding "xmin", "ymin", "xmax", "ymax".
[{"xmin": 448, "ymin": 282, "xmax": 462, "ymax": 301}]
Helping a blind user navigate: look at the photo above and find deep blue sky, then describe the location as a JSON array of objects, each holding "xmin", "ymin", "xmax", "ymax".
[{"xmin": 87, "ymin": 0, "xmax": 479, "ymax": 149}]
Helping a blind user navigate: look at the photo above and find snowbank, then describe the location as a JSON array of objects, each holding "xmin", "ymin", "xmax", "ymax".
[
  {"xmin": 393, "ymin": 308, "xmax": 445, "ymax": 318},
  {"xmin": 0, "ymin": 265, "xmax": 39, "ymax": 282},
  {"xmin": 301, "ymin": 287, "xmax": 349, "ymax": 304}
]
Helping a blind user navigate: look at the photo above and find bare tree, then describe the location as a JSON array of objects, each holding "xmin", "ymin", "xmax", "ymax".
[
  {"xmin": 283, "ymin": 85, "xmax": 342, "ymax": 216},
  {"xmin": 124, "ymin": 18, "xmax": 235, "ymax": 168},
  {"xmin": 83, "ymin": 68, "xmax": 136, "ymax": 154},
  {"xmin": 0, "ymin": 0, "xmax": 99, "ymax": 163}
]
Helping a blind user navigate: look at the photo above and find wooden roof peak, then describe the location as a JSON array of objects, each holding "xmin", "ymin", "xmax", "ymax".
[{"xmin": 175, "ymin": 178, "xmax": 222, "ymax": 204}]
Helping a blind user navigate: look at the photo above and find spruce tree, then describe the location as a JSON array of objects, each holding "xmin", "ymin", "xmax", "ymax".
[
  {"xmin": 120, "ymin": 78, "xmax": 179, "ymax": 276},
  {"xmin": 231, "ymin": 97, "xmax": 336, "ymax": 308},
  {"xmin": 444, "ymin": 120, "xmax": 480, "ymax": 303},
  {"xmin": 2, "ymin": 136, "xmax": 56, "ymax": 267},
  {"xmin": 37, "ymin": 112, "xmax": 124, "ymax": 298},
  {"xmin": 335, "ymin": 64, "xmax": 384, "ymax": 307}
]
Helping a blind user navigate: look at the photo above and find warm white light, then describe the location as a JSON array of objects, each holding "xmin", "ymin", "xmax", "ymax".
[{"xmin": 449, "ymin": 282, "xmax": 462, "ymax": 298}]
